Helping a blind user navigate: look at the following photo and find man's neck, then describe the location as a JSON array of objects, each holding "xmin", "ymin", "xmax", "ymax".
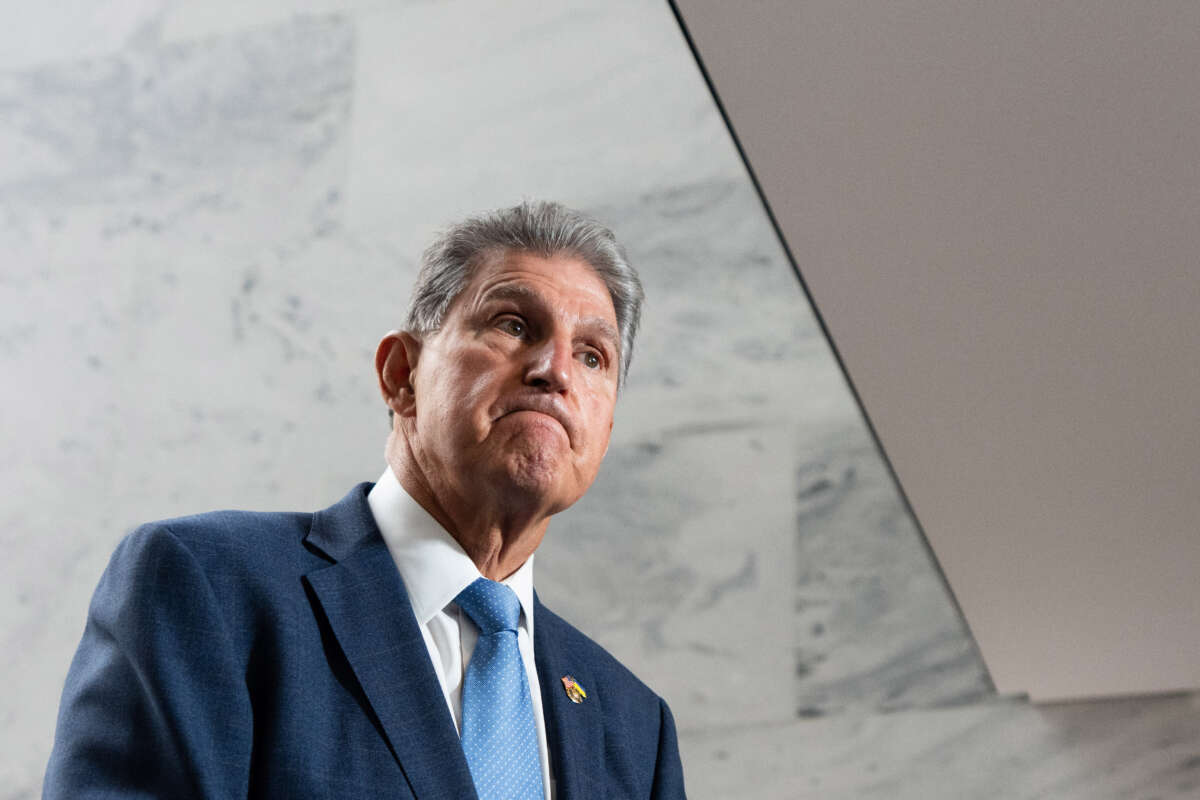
[{"xmin": 385, "ymin": 438, "xmax": 549, "ymax": 581}]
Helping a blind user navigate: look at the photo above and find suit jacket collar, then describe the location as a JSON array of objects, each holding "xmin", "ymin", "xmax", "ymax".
[
  {"xmin": 303, "ymin": 482, "xmax": 379, "ymax": 563},
  {"xmin": 302, "ymin": 484, "xmax": 478, "ymax": 800}
]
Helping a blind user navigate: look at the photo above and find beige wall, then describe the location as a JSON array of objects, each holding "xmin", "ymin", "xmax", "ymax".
[{"xmin": 676, "ymin": 0, "xmax": 1200, "ymax": 700}]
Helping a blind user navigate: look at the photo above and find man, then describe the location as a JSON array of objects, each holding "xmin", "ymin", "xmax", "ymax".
[{"xmin": 44, "ymin": 202, "xmax": 686, "ymax": 799}]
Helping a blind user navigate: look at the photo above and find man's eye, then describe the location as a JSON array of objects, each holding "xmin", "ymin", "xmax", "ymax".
[
  {"xmin": 498, "ymin": 318, "xmax": 526, "ymax": 337},
  {"xmin": 581, "ymin": 351, "xmax": 601, "ymax": 369}
]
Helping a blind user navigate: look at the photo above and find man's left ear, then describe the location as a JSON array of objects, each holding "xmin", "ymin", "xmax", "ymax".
[{"xmin": 374, "ymin": 330, "xmax": 422, "ymax": 419}]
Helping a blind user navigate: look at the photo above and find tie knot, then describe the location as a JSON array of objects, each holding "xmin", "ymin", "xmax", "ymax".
[{"xmin": 455, "ymin": 578, "xmax": 521, "ymax": 635}]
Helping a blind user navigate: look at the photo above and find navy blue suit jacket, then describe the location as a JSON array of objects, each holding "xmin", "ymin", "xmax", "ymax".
[{"xmin": 45, "ymin": 484, "xmax": 686, "ymax": 799}]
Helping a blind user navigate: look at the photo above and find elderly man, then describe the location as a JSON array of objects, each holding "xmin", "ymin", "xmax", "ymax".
[{"xmin": 45, "ymin": 202, "xmax": 686, "ymax": 799}]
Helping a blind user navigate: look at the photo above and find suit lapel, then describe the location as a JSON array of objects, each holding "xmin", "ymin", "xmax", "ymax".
[
  {"xmin": 302, "ymin": 485, "xmax": 477, "ymax": 800},
  {"xmin": 534, "ymin": 598, "xmax": 603, "ymax": 800}
]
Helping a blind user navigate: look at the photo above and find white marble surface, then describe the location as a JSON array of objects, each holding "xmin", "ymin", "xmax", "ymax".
[
  {"xmin": 1, "ymin": 0, "xmax": 1196, "ymax": 797},
  {"xmin": 681, "ymin": 693, "xmax": 1200, "ymax": 800}
]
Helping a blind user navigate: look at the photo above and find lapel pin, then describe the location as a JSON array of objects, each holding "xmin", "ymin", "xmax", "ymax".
[{"xmin": 561, "ymin": 675, "xmax": 587, "ymax": 704}]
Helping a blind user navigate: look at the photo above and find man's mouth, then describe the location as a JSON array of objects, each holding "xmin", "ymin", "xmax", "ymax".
[{"xmin": 499, "ymin": 404, "xmax": 572, "ymax": 444}]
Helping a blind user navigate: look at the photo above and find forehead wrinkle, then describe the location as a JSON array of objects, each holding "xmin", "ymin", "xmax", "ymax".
[{"xmin": 475, "ymin": 282, "xmax": 546, "ymax": 309}]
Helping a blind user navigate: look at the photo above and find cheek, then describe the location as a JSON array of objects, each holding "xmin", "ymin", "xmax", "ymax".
[
  {"xmin": 456, "ymin": 361, "xmax": 506, "ymax": 415},
  {"xmin": 582, "ymin": 401, "xmax": 615, "ymax": 455},
  {"xmin": 423, "ymin": 360, "xmax": 505, "ymax": 437}
]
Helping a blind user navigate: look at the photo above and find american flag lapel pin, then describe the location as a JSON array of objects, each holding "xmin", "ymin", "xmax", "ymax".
[{"xmin": 561, "ymin": 675, "xmax": 587, "ymax": 704}]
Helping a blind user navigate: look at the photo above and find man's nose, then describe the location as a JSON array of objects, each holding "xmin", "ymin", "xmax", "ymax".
[{"xmin": 524, "ymin": 335, "xmax": 572, "ymax": 393}]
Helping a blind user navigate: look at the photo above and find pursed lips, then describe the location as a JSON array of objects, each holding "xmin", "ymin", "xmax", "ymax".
[{"xmin": 497, "ymin": 401, "xmax": 573, "ymax": 445}]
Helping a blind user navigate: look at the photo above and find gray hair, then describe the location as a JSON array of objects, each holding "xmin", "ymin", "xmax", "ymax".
[{"xmin": 404, "ymin": 201, "xmax": 644, "ymax": 386}]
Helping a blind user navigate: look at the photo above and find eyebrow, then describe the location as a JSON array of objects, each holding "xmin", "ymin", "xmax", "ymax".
[{"xmin": 479, "ymin": 284, "xmax": 621, "ymax": 351}]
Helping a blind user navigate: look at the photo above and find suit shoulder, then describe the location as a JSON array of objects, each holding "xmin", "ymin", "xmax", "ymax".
[
  {"xmin": 112, "ymin": 507, "xmax": 318, "ymax": 589},
  {"xmin": 138, "ymin": 507, "xmax": 311, "ymax": 545},
  {"xmin": 130, "ymin": 506, "xmax": 310, "ymax": 553}
]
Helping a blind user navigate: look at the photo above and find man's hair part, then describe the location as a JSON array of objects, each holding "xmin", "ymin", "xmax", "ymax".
[{"xmin": 404, "ymin": 200, "xmax": 644, "ymax": 387}]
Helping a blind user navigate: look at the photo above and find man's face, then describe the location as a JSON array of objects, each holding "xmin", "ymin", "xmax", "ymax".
[{"xmin": 405, "ymin": 249, "xmax": 620, "ymax": 516}]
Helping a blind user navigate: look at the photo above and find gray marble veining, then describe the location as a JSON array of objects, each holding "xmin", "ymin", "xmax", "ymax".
[
  {"xmin": 0, "ymin": 15, "xmax": 359, "ymax": 789},
  {"xmin": 790, "ymin": 425, "xmax": 993, "ymax": 714}
]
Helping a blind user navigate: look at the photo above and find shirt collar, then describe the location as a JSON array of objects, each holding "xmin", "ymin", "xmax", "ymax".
[{"xmin": 367, "ymin": 467, "xmax": 536, "ymax": 635}]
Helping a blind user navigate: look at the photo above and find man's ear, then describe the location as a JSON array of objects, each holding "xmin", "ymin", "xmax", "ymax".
[{"xmin": 375, "ymin": 330, "xmax": 423, "ymax": 419}]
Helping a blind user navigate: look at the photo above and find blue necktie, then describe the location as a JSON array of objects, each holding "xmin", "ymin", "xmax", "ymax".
[{"xmin": 455, "ymin": 578, "xmax": 545, "ymax": 800}]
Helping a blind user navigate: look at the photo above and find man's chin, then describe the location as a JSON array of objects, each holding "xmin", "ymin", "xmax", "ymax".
[{"xmin": 488, "ymin": 450, "xmax": 574, "ymax": 510}]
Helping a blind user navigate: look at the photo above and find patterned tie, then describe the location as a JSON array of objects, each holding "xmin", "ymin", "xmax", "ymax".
[{"xmin": 455, "ymin": 578, "xmax": 545, "ymax": 800}]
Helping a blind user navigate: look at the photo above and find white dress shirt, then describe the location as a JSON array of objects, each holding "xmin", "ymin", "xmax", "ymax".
[{"xmin": 367, "ymin": 467, "xmax": 554, "ymax": 799}]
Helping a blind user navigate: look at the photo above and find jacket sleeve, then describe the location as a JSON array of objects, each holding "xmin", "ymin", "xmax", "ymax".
[
  {"xmin": 650, "ymin": 697, "xmax": 687, "ymax": 799},
  {"xmin": 43, "ymin": 524, "xmax": 253, "ymax": 798}
]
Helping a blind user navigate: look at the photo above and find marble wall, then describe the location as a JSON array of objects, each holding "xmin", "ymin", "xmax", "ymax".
[{"xmin": 2, "ymin": 1, "xmax": 1196, "ymax": 797}]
